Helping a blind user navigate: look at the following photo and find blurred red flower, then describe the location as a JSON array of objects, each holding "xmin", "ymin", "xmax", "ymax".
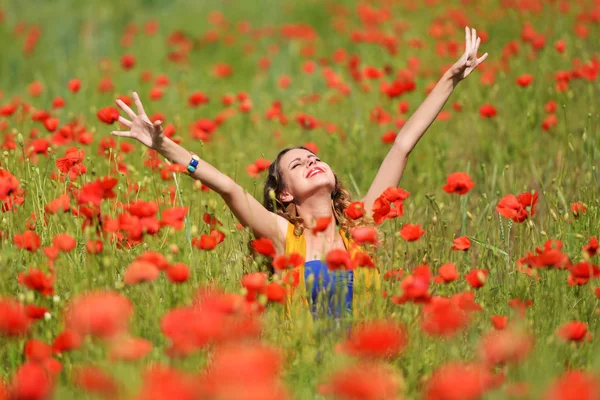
[
  {"xmin": 496, "ymin": 192, "xmax": 538, "ymax": 222},
  {"xmin": 64, "ymin": 291, "xmax": 133, "ymax": 339},
  {"xmin": 338, "ymin": 320, "xmax": 408, "ymax": 359},
  {"xmin": 399, "ymin": 224, "xmax": 425, "ymax": 241},
  {"xmin": 442, "ymin": 172, "xmax": 475, "ymax": 195},
  {"xmin": 72, "ymin": 366, "xmax": 119, "ymax": 398},
  {"xmin": 344, "ymin": 201, "xmax": 365, "ymax": 219},
  {"xmin": 97, "ymin": 107, "xmax": 120, "ymax": 124},
  {"xmin": 423, "ymin": 362, "xmax": 497, "ymax": 400},
  {"xmin": 465, "ymin": 269, "xmax": 488, "ymax": 289},
  {"xmin": 0, "ymin": 298, "xmax": 31, "ymax": 336},
  {"xmin": 479, "ymin": 104, "xmax": 497, "ymax": 118},
  {"xmin": 479, "ymin": 328, "xmax": 534, "ymax": 365},
  {"xmin": 557, "ymin": 321, "xmax": 590, "ymax": 342},
  {"xmin": 516, "ymin": 74, "xmax": 534, "ymax": 87},
  {"xmin": 312, "ymin": 216, "xmax": 332, "ymax": 234},
  {"xmin": 318, "ymin": 363, "xmax": 401, "ymax": 400},
  {"xmin": 451, "ymin": 236, "xmax": 471, "ymax": 251},
  {"xmin": 13, "ymin": 230, "xmax": 41, "ymax": 252},
  {"xmin": 124, "ymin": 261, "xmax": 160, "ymax": 285},
  {"xmin": 252, "ymin": 238, "xmax": 276, "ymax": 257},
  {"xmin": 544, "ymin": 370, "xmax": 600, "ymax": 400}
]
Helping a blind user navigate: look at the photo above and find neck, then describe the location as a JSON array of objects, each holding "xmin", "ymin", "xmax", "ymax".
[{"xmin": 294, "ymin": 192, "xmax": 337, "ymax": 239}]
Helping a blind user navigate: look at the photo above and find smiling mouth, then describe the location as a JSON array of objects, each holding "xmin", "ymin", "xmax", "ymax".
[{"xmin": 306, "ymin": 167, "xmax": 325, "ymax": 178}]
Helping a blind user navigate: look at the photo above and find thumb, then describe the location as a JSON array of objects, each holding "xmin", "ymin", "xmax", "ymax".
[{"xmin": 154, "ymin": 120, "xmax": 162, "ymax": 126}]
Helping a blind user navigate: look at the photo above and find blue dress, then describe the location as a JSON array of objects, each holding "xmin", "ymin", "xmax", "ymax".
[{"xmin": 304, "ymin": 260, "xmax": 353, "ymax": 318}]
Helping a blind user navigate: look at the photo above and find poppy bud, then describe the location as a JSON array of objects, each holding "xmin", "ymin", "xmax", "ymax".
[
  {"xmin": 268, "ymin": 189, "xmax": 276, "ymax": 201},
  {"xmin": 17, "ymin": 132, "xmax": 24, "ymax": 146}
]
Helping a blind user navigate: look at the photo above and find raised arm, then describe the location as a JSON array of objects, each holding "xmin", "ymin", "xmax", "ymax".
[
  {"xmin": 362, "ymin": 27, "xmax": 488, "ymax": 212},
  {"xmin": 111, "ymin": 92, "xmax": 287, "ymax": 251}
]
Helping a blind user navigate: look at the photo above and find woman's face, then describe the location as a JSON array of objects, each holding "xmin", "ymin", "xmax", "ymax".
[{"xmin": 278, "ymin": 148, "xmax": 336, "ymax": 204}]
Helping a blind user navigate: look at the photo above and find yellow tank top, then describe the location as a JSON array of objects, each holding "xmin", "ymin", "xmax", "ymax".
[{"xmin": 283, "ymin": 222, "xmax": 381, "ymax": 317}]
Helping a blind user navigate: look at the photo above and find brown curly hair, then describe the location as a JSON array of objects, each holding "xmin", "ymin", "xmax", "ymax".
[{"xmin": 263, "ymin": 146, "xmax": 359, "ymax": 236}]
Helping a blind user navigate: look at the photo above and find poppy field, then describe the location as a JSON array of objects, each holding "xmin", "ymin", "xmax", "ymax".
[{"xmin": 1, "ymin": 0, "xmax": 600, "ymax": 398}]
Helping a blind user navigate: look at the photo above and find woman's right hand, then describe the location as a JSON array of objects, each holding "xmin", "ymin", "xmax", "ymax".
[{"xmin": 111, "ymin": 91, "xmax": 166, "ymax": 151}]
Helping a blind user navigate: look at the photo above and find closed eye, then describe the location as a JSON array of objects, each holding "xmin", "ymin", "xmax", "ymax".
[{"xmin": 291, "ymin": 164, "xmax": 300, "ymax": 169}]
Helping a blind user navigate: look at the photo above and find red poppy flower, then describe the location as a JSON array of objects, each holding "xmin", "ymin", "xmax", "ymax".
[
  {"xmin": 0, "ymin": 298, "xmax": 31, "ymax": 336},
  {"xmin": 18, "ymin": 268, "xmax": 54, "ymax": 296},
  {"xmin": 479, "ymin": 328, "xmax": 534, "ymax": 366},
  {"xmin": 251, "ymin": 238, "xmax": 276, "ymax": 257},
  {"xmin": 43, "ymin": 117, "xmax": 60, "ymax": 132},
  {"xmin": 25, "ymin": 304, "xmax": 48, "ymax": 320},
  {"xmin": 77, "ymin": 177, "xmax": 118, "ymax": 207},
  {"xmin": 421, "ymin": 297, "xmax": 470, "ymax": 337},
  {"xmin": 516, "ymin": 74, "xmax": 534, "ymax": 87},
  {"xmin": 544, "ymin": 370, "xmax": 600, "ymax": 400},
  {"xmin": 109, "ymin": 336, "xmax": 153, "ymax": 362},
  {"xmin": 14, "ymin": 230, "xmax": 41, "ymax": 252},
  {"xmin": 167, "ymin": 263, "xmax": 189, "ymax": 283},
  {"xmin": 72, "ymin": 366, "xmax": 119, "ymax": 398},
  {"xmin": 266, "ymin": 282, "xmax": 286, "ymax": 304},
  {"xmin": 86, "ymin": 239, "xmax": 103, "ymax": 254},
  {"xmin": 491, "ymin": 315, "xmax": 508, "ymax": 330},
  {"xmin": 434, "ymin": 263, "xmax": 459, "ymax": 283},
  {"xmin": 451, "ymin": 236, "xmax": 471, "ymax": 251},
  {"xmin": 479, "ymin": 104, "xmax": 497, "ymax": 118},
  {"xmin": 442, "ymin": 172, "xmax": 475, "ymax": 195},
  {"xmin": 326, "ymin": 249, "xmax": 354, "ymax": 270},
  {"xmin": 350, "ymin": 226, "xmax": 378, "ymax": 245},
  {"xmin": 557, "ymin": 321, "xmax": 590, "ymax": 342},
  {"xmin": 52, "ymin": 233, "xmax": 76, "ymax": 252},
  {"xmin": 423, "ymin": 362, "xmax": 496, "ymax": 400},
  {"xmin": 399, "ymin": 224, "xmax": 425, "ymax": 241},
  {"xmin": 241, "ymin": 272, "xmax": 267, "ymax": 295},
  {"xmin": 568, "ymin": 261, "xmax": 600, "ymax": 286},
  {"xmin": 124, "ymin": 261, "xmax": 160, "ymax": 285},
  {"xmin": 312, "ymin": 216, "xmax": 332, "ymax": 234},
  {"xmin": 188, "ymin": 91, "xmax": 209, "ymax": 107},
  {"xmin": 64, "ymin": 291, "xmax": 133, "ymax": 339},
  {"xmin": 518, "ymin": 239, "xmax": 570, "ymax": 269},
  {"xmin": 97, "ymin": 107, "xmax": 120, "ymax": 124},
  {"xmin": 160, "ymin": 207, "xmax": 188, "ymax": 230},
  {"xmin": 213, "ymin": 63, "xmax": 233, "ymax": 78},
  {"xmin": 465, "ymin": 269, "xmax": 488, "ymax": 289},
  {"xmin": 393, "ymin": 265, "xmax": 431, "ymax": 304},
  {"xmin": 496, "ymin": 192, "xmax": 538, "ymax": 223},
  {"xmin": 571, "ymin": 202, "xmax": 587, "ymax": 217},
  {"xmin": 24, "ymin": 339, "xmax": 53, "ymax": 362},
  {"xmin": 52, "ymin": 331, "xmax": 82, "ymax": 354},
  {"xmin": 318, "ymin": 363, "xmax": 401, "ymax": 400},
  {"xmin": 192, "ymin": 233, "xmax": 217, "ymax": 251},
  {"xmin": 272, "ymin": 253, "xmax": 304, "ymax": 270},
  {"xmin": 584, "ymin": 237, "xmax": 599, "ymax": 257},
  {"xmin": 67, "ymin": 78, "xmax": 81, "ymax": 93},
  {"xmin": 11, "ymin": 362, "xmax": 54, "ymax": 400},
  {"xmin": 338, "ymin": 320, "xmax": 408, "ymax": 359},
  {"xmin": 45, "ymin": 194, "xmax": 71, "ymax": 214},
  {"xmin": 383, "ymin": 268, "xmax": 404, "ymax": 282}
]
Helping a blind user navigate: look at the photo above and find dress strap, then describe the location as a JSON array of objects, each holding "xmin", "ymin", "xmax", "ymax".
[{"xmin": 285, "ymin": 222, "xmax": 306, "ymax": 258}]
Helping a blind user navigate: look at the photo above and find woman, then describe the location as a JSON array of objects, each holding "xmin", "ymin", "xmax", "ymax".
[{"xmin": 111, "ymin": 27, "xmax": 487, "ymax": 318}]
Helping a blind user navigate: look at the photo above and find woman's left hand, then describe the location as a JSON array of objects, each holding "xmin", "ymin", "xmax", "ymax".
[{"xmin": 448, "ymin": 26, "xmax": 488, "ymax": 83}]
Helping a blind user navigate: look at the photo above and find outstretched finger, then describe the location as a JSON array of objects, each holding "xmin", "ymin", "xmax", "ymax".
[
  {"xmin": 465, "ymin": 26, "xmax": 471, "ymax": 52},
  {"xmin": 471, "ymin": 28, "xmax": 477, "ymax": 51},
  {"xmin": 132, "ymin": 91, "xmax": 147, "ymax": 116},
  {"xmin": 476, "ymin": 52, "xmax": 489, "ymax": 65},
  {"xmin": 118, "ymin": 116, "xmax": 132, "ymax": 127},
  {"xmin": 474, "ymin": 37, "xmax": 481, "ymax": 55},
  {"xmin": 116, "ymin": 99, "xmax": 136, "ymax": 119},
  {"xmin": 111, "ymin": 130, "xmax": 133, "ymax": 138}
]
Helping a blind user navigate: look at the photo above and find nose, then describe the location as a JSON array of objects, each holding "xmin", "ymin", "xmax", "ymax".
[{"xmin": 306, "ymin": 157, "xmax": 316, "ymax": 168}]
